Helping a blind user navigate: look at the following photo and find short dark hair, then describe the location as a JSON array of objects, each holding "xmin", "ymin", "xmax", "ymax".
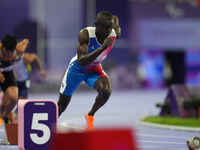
[
  {"xmin": 95, "ymin": 11, "xmax": 113, "ymax": 24},
  {"xmin": 2, "ymin": 34, "xmax": 17, "ymax": 52}
]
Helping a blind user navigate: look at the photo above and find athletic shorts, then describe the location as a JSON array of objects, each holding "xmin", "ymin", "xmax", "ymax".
[
  {"xmin": 0, "ymin": 71, "xmax": 17, "ymax": 92},
  {"xmin": 59, "ymin": 62, "xmax": 107, "ymax": 96},
  {"xmin": 17, "ymin": 80, "xmax": 30, "ymax": 99}
]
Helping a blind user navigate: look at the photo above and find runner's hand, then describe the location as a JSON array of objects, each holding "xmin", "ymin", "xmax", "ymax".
[
  {"xmin": 102, "ymin": 37, "xmax": 112, "ymax": 50},
  {"xmin": 40, "ymin": 70, "xmax": 47, "ymax": 78},
  {"xmin": 0, "ymin": 72, "xmax": 5, "ymax": 83}
]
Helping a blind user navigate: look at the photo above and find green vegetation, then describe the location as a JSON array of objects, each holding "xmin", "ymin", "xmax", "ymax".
[{"xmin": 142, "ymin": 116, "xmax": 200, "ymax": 128}]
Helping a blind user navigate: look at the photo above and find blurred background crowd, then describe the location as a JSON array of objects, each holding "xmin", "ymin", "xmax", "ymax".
[{"xmin": 1, "ymin": 0, "xmax": 200, "ymax": 93}]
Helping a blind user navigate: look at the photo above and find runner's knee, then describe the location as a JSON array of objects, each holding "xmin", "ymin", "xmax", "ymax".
[
  {"xmin": 7, "ymin": 88, "xmax": 18, "ymax": 102},
  {"xmin": 99, "ymin": 88, "xmax": 112, "ymax": 100}
]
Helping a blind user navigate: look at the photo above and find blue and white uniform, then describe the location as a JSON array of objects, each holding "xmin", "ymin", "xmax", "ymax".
[
  {"xmin": 60, "ymin": 27, "xmax": 116, "ymax": 96},
  {"xmin": 13, "ymin": 55, "xmax": 30, "ymax": 98}
]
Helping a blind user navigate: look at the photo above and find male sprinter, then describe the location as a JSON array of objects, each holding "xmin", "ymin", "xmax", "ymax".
[
  {"xmin": 0, "ymin": 52, "xmax": 46, "ymax": 145},
  {"xmin": 58, "ymin": 11, "xmax": 121, "ymax": 130},
  {"xmin": 0, "ymin": 34, "xmax": 29, "ymax": 123},
  {"xmin": 13, "ymin": 52, "xmax": 46, "ymax": 99},
  {"xmin": 0, "ymin": 34, "xmax": 29, "ymax": 145}
]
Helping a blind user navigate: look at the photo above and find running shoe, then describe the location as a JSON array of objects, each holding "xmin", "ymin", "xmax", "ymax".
[{"xmin": 85, "ymin": 114, "xmax": 94, "ymax": 131}]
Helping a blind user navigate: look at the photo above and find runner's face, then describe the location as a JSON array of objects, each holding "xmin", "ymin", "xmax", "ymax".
[
  {"xmin": 2, "ymin": 48, "xmax": 15, "ymax": 61},
  {"xmin": 96, "ymin": 19, "xmax": 113, "ymax": 39}
]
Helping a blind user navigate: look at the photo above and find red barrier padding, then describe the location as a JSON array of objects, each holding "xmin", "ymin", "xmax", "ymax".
[
  {"xmin": 197, "ymin": 0, "xmax": 200, "ymax": 6},
  {"xmin": 50, "ymin": 128, "xmax": 138, "ymax": 150},
  {"xmin": 5, "ymin": 122, "xmax": 18, "ymax": 145}
]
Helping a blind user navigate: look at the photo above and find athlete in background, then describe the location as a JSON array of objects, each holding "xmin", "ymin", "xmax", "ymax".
[
  {"xmin": 57, "ymin": 11, "xmax": 121, "ymax": 130},
  {"xmin": 13, "ymin": 53, "xmax": 46, "ymax": 99},
  {"xmin": 0, "ymin": 34, "xmax": 29, "ymax": 124}
]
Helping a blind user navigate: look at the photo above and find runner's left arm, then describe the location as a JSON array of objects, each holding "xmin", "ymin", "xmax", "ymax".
[
  {"xmin": 112, "ymin": 15, "xmax": 121, "ymax": 39},
  {"xmin": 16, "ymin": 39, "xmax": 29, "ymax": 55},
  {"xmin": 0, "ymin": 43, "xmax": 2, "ymax": 50},
  {"xmin": 24, "ymin": 53, "xmax": 46, "ymax": 77}
]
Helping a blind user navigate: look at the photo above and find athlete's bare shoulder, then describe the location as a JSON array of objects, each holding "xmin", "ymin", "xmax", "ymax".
[
  {"xmin": 0, "ymin": 43, "xmax": 2, "ymax": 50},
  {"xmin": 112, "ymin": 15, "xmax": 121, "ymax": 38},
  {"xmin": 78, "ymin": 28, "xmax": 89, "ymax": 44}
]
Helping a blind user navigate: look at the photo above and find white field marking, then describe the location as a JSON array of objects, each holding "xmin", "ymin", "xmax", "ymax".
[
  {"xmin": 139, "ymin": 121, "xmax": 200, "ymax": 132},
  {"xmin": 140, "ymin": 140, "xmax": 186, "ymax": 145},
  {"xmin": 59, "ymin": 124, "xmax": 85, "ymax": 130},
  {"xmin": 0, "ymin": 129, "xmax": 5, "ymax": 132},
  {"xmin": 138, "ymin": 146, "xmax": 183, "ymax": 150},
  {"xmin": 59, "ymin": 118, "xmax": 84, "ymax": 124},
  {"xmin": 60, "ymin": 117, "xmax": 84, "ymax": 121},
  {"xmin": 138, "ymin": 133, "xmax": 189, "ymax": 140},
  {"xmin": 0, "ymin": 146, "xmax": 17, "ymax": 148},
  {"xmin": 58, "ymin": 120, "xmax": 85, "ymax": 131}
]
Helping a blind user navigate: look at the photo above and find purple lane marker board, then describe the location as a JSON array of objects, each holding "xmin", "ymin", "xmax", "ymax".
[{"xmin": 18, "ymin": 99, "xmax": 58, "ymax": 150}]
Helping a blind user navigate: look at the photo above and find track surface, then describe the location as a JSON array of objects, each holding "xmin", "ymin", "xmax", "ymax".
[{"xmin": 0, "ymin": 90, "xmax": 197, "ymax": 150}]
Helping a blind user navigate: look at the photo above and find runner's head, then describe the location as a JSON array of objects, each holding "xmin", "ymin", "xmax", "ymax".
[
  {"xmin": 95, "ymin": 11, "xmax": 113, "ymax": 39},
  {"xmin": 1, "ymin": 34, "xmax": 17, "ymax": 61}
]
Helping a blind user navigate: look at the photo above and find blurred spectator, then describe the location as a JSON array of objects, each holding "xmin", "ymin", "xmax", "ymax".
[
  {"xmin": 109, "ymin": 64, "xmax": 139, "ymax": 90},
  {"xmin": 137, "ymin": 50, "xmax": 164, "ymax": 88}
]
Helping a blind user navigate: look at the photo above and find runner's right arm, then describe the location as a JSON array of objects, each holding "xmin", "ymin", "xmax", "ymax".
[
  {"xmin": 0, "ymin": 72, "xmax": 5, "ymax": 83},
  {"xmin": 24, "ymin": 53, "xmax": 46, "ymax": 77},
  {"xmin": 77, "ymin": 29, "xmax": 112, "ymax": 66}
]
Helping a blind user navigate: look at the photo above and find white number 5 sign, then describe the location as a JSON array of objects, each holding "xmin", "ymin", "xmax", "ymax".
[
  {"xmin": 18, "ymin": 100, "xmax": 58, "ymax": 150},
  {"xmin": 30, "ymin": 113, "xmax": 51, "ymax": 145}
]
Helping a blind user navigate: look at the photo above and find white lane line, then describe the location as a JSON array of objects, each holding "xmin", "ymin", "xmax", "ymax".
[
  {"xmin": 138, "ymin": 133, "xmax": 189, "ymax": 140},
  {"xmin": 0, "ymin": 129, "xmax": 5, "ymax": 132},
  {"xmin": 140, "ymin": 140, "xmax": 186, "ymax": 145},
  {"xmin": 139, "ymin": 147, "xmax": 184, "ymax": 150},
  {"xmin": 139, "ymin": 145, "xmax": 184, "ymax": 150},
  {"xmin": 140, "ymin": 121, "xmax": 200, "ymax": 132},
  {"xmin": 58, "ymin": 121, "xmax": 85, "ymax": 131}
]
